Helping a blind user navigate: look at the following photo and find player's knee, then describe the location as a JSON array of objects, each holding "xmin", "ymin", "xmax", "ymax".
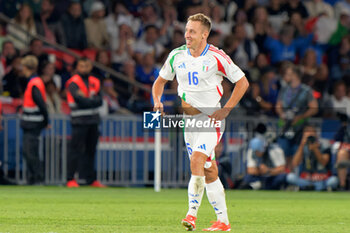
[{"xmin": 190, "ymin": 152, "xmax": 207, "ymax": 174}]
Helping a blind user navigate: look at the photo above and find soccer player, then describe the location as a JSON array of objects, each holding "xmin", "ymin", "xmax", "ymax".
[{"xmin": 152, "ymin": 13, "xmax": 249, "ymax": 231}]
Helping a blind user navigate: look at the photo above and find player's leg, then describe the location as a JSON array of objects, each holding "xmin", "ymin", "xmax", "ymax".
[
  {"xmin": 182, "ymin": 131, "xmax": 207, "ymax": 231},
  {"xmin": 203, "ymin": 161, "xmax": 231, "ymax": 231},
  {"xmin": 336, "ymin": 149, "xmax": 350, "ymax": 190}
]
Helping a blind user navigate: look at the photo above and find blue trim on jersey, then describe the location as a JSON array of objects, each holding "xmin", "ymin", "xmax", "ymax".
[
  {"xmin": 187, "ymin": 44, "xmax": 209, "ymax": 57},
  {"xmin": 200, "ymin": 44, "xmax": 209, "ymax": 56}
]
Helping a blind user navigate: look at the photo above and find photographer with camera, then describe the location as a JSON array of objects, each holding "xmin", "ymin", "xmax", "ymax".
[
  {"xmin": 286, "ymin": 125, "xmax": 339, "ymax": 191},
  {"xmin": 240, "ymin": 123, "xmax": 286, "ymax": 190},
  {"xmin": 276, "ymin": 63, "xmax": 318, "ymax": 170}
]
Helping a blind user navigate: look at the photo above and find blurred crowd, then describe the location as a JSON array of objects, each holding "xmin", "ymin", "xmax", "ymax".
[
  {"xmin": 0, "ymin": 0, "xmax": 349, "ymax": 116},
  {"xmin": 0, "ymin": 0, "xmax": 350, "ymax": 189}
]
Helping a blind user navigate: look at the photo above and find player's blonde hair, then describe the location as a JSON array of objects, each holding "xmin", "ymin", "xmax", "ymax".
[{"xmin": 187, "ymin": 13, "xmax": 212, "ymax": 32}]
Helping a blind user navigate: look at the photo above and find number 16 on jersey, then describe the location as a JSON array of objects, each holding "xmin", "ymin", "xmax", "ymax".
[{"xmin": 188, "ymin": 72, "xmax": 199, "ymax": 85}]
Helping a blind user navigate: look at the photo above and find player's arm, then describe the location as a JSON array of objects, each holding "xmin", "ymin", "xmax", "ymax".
[
  {"xmin": 152, "ymin": 76, "xmax": 168, "ymax": 113},
  {"xmin": 211, "ymin": 76, "xmax": 249, "ymax": 121}
]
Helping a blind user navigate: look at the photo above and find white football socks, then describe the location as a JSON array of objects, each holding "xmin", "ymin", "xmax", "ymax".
[
  {"xmin": 205, "ymin": 178, "xmax": 229, "ymax": 225},
  {"xmin": 187, "ymin": 175, "xmax": 205, "ymax": 217}
]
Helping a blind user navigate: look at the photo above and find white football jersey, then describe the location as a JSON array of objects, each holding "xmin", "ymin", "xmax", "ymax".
[{"xmin": 159, "ymin": 44, "xmax": 245, "ymax": 115}]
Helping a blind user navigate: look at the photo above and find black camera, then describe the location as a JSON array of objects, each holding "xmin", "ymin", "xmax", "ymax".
[{"xmin": 306, "ymin": 136, "xmax": 316, "ymax": 144}]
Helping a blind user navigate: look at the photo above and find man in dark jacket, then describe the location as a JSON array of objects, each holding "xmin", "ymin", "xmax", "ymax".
[
  {"xmin": 66, "ymin": 58, "xmax": 104, "ymax": 187},
  {"xmin": 60, "ymin": 2, "xmax": 87, "ymax": 50}
]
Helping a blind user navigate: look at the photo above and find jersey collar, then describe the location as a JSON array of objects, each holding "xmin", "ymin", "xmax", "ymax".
[{"xmin": 187, "ymin": 44, "xmax": 210, "ymax": 57}]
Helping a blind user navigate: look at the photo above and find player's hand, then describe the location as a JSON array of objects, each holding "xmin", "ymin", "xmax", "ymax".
[
  {"xmin": 153, "ymin": 102, "xmax": 164, "ymax": 115},
  {"xmin": 210, "ymin": 108, "xmax": 231, "ymax": 121}
]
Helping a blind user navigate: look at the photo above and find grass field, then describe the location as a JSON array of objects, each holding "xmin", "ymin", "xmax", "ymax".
[{"xmin": 0, "ymin": 186, "xmax": 349, "ymax": 233}]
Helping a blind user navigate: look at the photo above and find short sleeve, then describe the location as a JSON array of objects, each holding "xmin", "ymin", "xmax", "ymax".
[
  {"xmin": 159, "ymin": 52, "xmax": 176, "ymax": 81},
  {"xmin": 269, "ymin": 145, "xmax": 286, "ymax": 167},
  {"xmin": 246, "ymin": 148, "xmax": 258, "ymax": 168},
  {"xmin": 214, "ymin": 49, "xmax": 245, "ymax": 83}
]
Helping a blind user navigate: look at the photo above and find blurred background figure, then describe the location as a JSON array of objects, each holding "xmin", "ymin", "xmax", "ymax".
[
  {"xmin": 240, "ymin": 123, "xmax": 286, "ymax": 190},
  {"xmin": 286, "ymin": 125, "xmax": 339, "ymax": 191},
  {"xmin": 65, "ymin": 58, "xmax": 105, "ymax": 188},
  {"xmin": 20, "ymin": 55, "xmax": 48, "ymax": 185},
  {"xmin": 7, "ymin": 3, "xmax": 36, "ymax": 50}
]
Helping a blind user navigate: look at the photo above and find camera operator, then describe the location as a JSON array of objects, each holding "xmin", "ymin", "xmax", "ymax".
[
  {"xmin": 240, "ymin": 123, "xmax": 286, "ymax": 190},
  {"xmin": 286, "ymin": 125, "xmax": 338, "ymax": 191}
]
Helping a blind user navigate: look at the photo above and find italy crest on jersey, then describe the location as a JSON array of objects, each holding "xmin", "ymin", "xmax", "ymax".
[{"xmin": 202, "ymin": 60, "xmax": 210, "ymax": 72}]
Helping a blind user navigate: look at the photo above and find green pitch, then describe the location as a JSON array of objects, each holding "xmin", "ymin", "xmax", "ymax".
[{"xmin": 0, "ymin": 186, "xmax": 349, "ymax": 233}]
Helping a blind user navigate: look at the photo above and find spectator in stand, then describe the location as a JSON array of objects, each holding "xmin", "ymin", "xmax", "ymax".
[
  {"xmin": 240, "ymin": 82, "xmax": 264, "ymax": 116},
  {"xmin": 40, "ymin": 61, "xmax": 62, "ymax": 91},
  {"xmin": 267, "ymin": 0, "xmax": 289, "ymax": 35},
  {"xmin": 136, "ymin": 52, "xmax": 159, "ymax": 85},
  {"xmin": 328, "ymin": 8, "xmax": 350, "ymax": 46},
  {"xmin": 210, "ymin": 4, "xmax": 231, "ymax": 37},
  {"xmin": 35, "ymin": 0, "xmax": 66, "ymax": 45},
  {"xmin": 92, "ymin": 50, "xmax": 111, "ymax": 81},
  {"xmin": 240, "ymin": 123, "xmax": 286, "ymax": 190},
  {"xmin": 217, "ymin": 0, "xmax": 237, "ymax": 24},
  {"xmin": 230, "ymin": 24, "xmax": 259, "ymax": 71},
  {"xmin": 101, "ymin": 78, "xmax": 131, "ymax": 115},
  {"xmin": 249, "ymin": 53, "xmax": 270, "ymax": 82},
  {"xmin": 25, "ymin": 38, "xmax": 49, "ymax": 73},
  {"xmin": 276, "ymin": 64, "xmax": 318, "ymax": 168},
  {"xmin": 0, "ymin": 0, "xmax": 23, "ymax": 18},
  {"xmin": 233, "ymin": 9, "xmax": 254, "ymax": 40},
  {"xmin": 305, "ymin": 0, "xmax": 335, "ymax": 19},
  {"xmin": 289, "ymin": 12, "xmax": 307, "ymax": 38},
  {"xmin": 45, "ymin": 80, "xmax": 61, "ymax": 114},
  {"xmin": 134, "ymin": 3, "xmax": 162, "ymax": 39},
  {"xmin": 2, "ymin": 56, "xmax": 28, "ymax": 98},
  {"xmin": 264, "ymin": 25, "xmax": 314, "ymax": 65},
  {"xmin": 286, "ymin": 125, "xmax": 339, "ymax": 191},
  {"xmin": 252, "ymin": 7, "xmax": 273, "ymax": 53},
  {"xmin": 300, "ymin": 49, "xmax": 329, "ymax": 96},
  {"xmin": 335, "ymin": 0, "xmax": 350, "ymax": 19},
  {"xmin": 330, "ymin": 81, "xmax": 350, "ymax": 117},
  {"xmin": 168, "ymin": 28, "xmax": 186, "ymax": 50},
  {"xmin": 110, "ymin": 22, "xmax": 135, "ymax": 70},
  {"xmin": 258, "ymin": 67, "xmax": 279, "ymax": 115},
  {"xmin": 7, "ymin": 4, "xmax": 36, "ymax": 50},
  {"xmin": 0, "ymin": 41, "xmax": 18, "ymax": 76},
  {"xmin": 84, "ymin": 1, "xmax": 110, "ymax": 50},
  {"xmin": 208, "ymin": 30, "xmax": 221, "ymax": 48},
  {"xmin": 124, "ymin": 0, "xmax": 145, "ymax": 17},
  {"xmin": 105, "ymin": 2, "xmax": 136, "ymax": 54},
  {"xmin": 134, "ymin": 25, "xmax": 164, "ymax": 64},
  {"xmin": 60, "ymin": 2, "xmax": 87, "ymax": 50},
  {"xmin": 282, "ymin": 0, "xmax": 309, "ymax": 19},
  {"xmin": 330, "ymin": 35, "xmax": 350, "ymax": 80}
]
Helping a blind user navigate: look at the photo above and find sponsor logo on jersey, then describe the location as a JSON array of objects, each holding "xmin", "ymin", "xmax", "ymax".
[{"xmin": 178, "ymin": 62, "xmax": 186, "ymax": 69}]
